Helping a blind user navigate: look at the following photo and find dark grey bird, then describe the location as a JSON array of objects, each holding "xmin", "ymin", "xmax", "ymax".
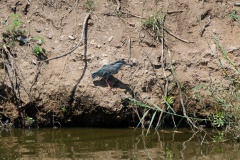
[{"xmin": 92, "ymin": 59, "xmax": 127, "ymax": 88}]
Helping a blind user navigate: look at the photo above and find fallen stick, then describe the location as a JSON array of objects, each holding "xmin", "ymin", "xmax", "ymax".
[
  {"xmin": 116, "ymin": 0, "xmax": 121, "ymax": 12},
  {"xmin": 39, "ymin": 12, "xmax": 91, "ymax": 62},
  {"xmin": 128, "ymin": 37, "xmax": 131, "ymax": 63},
  {"xmin": 164, "ymin": 28, "xmax": 194, "ymax": 43}
]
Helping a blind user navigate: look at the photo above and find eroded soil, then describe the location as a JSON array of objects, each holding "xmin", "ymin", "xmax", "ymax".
[{"xmin": 0, "ymin": 0, "xmax": 239, "ymax": 127}]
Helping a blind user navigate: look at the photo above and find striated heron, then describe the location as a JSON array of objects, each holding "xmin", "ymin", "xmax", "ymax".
[{"xmin": 92, "ymin": 59, "xmax": 129, "ymax": 88}]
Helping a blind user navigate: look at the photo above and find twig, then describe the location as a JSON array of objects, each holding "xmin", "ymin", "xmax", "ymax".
[
  {"xmin": 228, "ymin": 47, "xmax": 240, "ymax": 53},
  {"xmin": 166, "ymin": 10, "xmax": 184, "ymax": 14},
  {"xmin": 201, "ymin": 132, "xmax": 207, "ymax": 145},
  {"xmin": 38, "ymin": 13, "xmax": 91, "ymax": 62},
  {"xmin": 156, "ymin": 13, "xmax": 168, "ymax": 128},
  {"xmin": 116, "ymin": 0, "xmax": 121, "ymax": 12},
  {"xmin": 234, "ymin": 2, "xmax": 240, "ymax": 6},
  {"xmin": 164, "ymin": 28, "xmax": 194, "ymax": 43},
  {"xmin": 128, "ymin": 37, "xmax": 131, "ymax": 63},
  {"xmin": 161, "ymin": 16, "xmax": 168, "ymax": 96},
  {"xmin": 23, "ymin": 0, "xmax": 31, "ymax": 14},
  {"xmin": 68, "ymin": 12, "xmax": 91, "ymax": 105},
  {"xmin": 0, "ymin": 95, "xmax": 7, "ymax": 99},
  {"xmin": 2, "ymin": 45, "xmax": 16, "ymax": 93},
  {"xmin": 121, "ymin": 10, "xmax": 142, "ymax": 18},
  {"xmin": 68, "ymin": 0, "xmax": 79, "ymax": 13},
  {"xmin": 132, "ymin": 106, "xmax": 144, "ymax": 128},
  {"xmin": 167, "ymin": 49, "xmax": 198, "ymax": 130},
  {"xmin": 103, "ymin": 10, "xmax": 142, "ymax": 19},
  {"xmin": 199, "ymin": 16, "xmax": 211, "ymax": 37},
  {"xmin": 29, "ymin": 63, "xmax": 41, "ymax": 97},
  {"xmin": 111, "ymin": 0, "xmax": 141, "ymax": 18}
]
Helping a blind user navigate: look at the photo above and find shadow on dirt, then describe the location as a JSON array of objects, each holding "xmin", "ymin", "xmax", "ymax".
[{"xmin": 93, "ymin": 76, "xmax": 134, "ymax": 96}]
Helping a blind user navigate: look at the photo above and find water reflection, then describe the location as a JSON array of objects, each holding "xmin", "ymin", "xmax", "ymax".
[{"xmin": 0, "ymin": 128, "xmax": 239, "ymax": 159}]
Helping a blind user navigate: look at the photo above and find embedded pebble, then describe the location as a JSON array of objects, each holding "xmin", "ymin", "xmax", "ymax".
[
  {"xmin": 108, "ymin": 36, "xmax": 113, "ymax": 42},
  {"xmin": 68, "ymin": 35, "xmax": 76, "ymax": 40},
  {"xmin": 35, "ymin": 27, "xmax": 43, "ymax": 33},
  {"xmin": 60, "ymin": 35, "xmax": 65, "ymax": 41},
  {"xmin": 47, "ymin": 33, "xmax": 53, "ymax": 39}
]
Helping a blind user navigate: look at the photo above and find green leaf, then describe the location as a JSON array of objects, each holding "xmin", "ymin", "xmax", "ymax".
[
  {"xmin": 42, "ymin": 48, "xmax": 46, "ymax": 53},
  {"xmin": 13, "ymin": 19, "xmax": 20, "ymax": 28},
  {"xmin": 34, "ymin": 45, "xmax": 40, "ymax": 56},
  {"xmin": 135, "ymin": 109, "xmax": 150, "ymax": 130},
  {"xmin": 146, "ymin": 111, "xmax": 157, "ymax": 135}
]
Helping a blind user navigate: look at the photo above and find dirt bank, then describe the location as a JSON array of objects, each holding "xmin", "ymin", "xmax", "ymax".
[{"xmin": 0, "ymin": 0, "xmax": 239, "ymax": 128}]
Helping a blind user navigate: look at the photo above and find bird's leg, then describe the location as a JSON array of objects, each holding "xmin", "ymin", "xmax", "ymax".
[{"xmin": 103, "ymin": 78, "xmax": 112, "ymax": 90}]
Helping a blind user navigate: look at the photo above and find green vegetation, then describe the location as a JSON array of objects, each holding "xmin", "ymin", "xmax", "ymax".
[
  {"xmin": 212, "ymin": 112, "xmax": 225, "ymax": 127},
  {"xmin": 190, "ymin": 37, "xmax": 240, "ymax": 135},
  {"xmin": 124, "ymin": 98, "xmax": 208, "ymax": 135},
  {"xmin": 165, "ymin": 148, "xmax": 173, "ymax": 160},
  {"xmin": 1, "ymin": 14, "xmax": 26, "ymax": 48},
  {"xmin": 124, "ymin": 34, "xmax": 240, "ymax": 139},
  {"xmin": 34, "ymin": 45, "xmax": 46, "ymax": 57},
  {"xmin": 25, "ymin": 116, "xmax": 35, "ymax": 127},
  {"xmin": 212, "ymin": 131, "xmax": 225, "ymax": 143},
  {"xmin": 61, "ymin": 106, "xmax": 67, "ymax": 112},
  {"xmin": 142, "ymin": 11, "xmax": 163, "ymax": 31},
  {"xmin": 85, "ymin": 0, "xmax": 94, "ymax": 12},
  {"xmin": 141, "ymin": 11, "xmax": 164, "ymax": 40},
  {"xmin": 228, "ymin": 10, "xmax": 240, "ymax": 27},
  {"xmin": 0, "ymin": 14, "xmax": 46, "ymax": 59}
]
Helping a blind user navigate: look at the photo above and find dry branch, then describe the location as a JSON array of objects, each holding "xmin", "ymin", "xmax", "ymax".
[
  {"xmin": 164, "ymin": 29, "xmax": 194, "ymax": 43},
  {"xmin": 199, "ymin": 16, "xmax": 211, "ymax": 37},
  {"xmin": 116, "ymin": 0, "xmax": 121, "ymax": 12},
  {"xmin": 69, "ymin": 0, "xmax": 80, "ymax": 13},
  {"xmin": 39, "ymin": 13, "xmax": 91, "ymax": 62},
  {"xmin": 167, "ymin": 49, "xmax": 198, "ymax": 130},
  {"xmin": 128, "ymin": 37, "xmax": 131, "ymax": 63}
]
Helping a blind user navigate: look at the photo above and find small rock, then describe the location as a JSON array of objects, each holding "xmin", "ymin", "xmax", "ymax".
[
  {"xmin": 108, "ymin": 36, "xmax": 113, "ymax": 42},
  {"xmin": 47, "ymin": 32, "xmax": 53, "ymax": 39},
  {"xmin": 68, "ymin": 35, "xmax": 76, "ymax": 40},
  {"xmin": 129, "ymin": 23, "xmax": 135, "ymax": 27},
  {"xmin": 37, "ymin": 39, "xmax": 43, "ymax": 45},
  {"xmin": 101, "ymin": 54, "xmax": 108, "ymax": 57},
  {"xmin": 90, "ymin": 40, "xmax": 96, "ymax": 45},
  {"xmin": 172, "ymin": 60, "xmax": 176, "ymax": 65},
  {"xmin": 60, "ymin": 35, "xmax": 65, "ymax": 41},
  {"xmin": 96, "ymin": 44, "xmax": 101, "ymax": 48},
  {"xmin": 139, "ymin": 31, "xmax": 145, "ymax": 38},
  {"xmin": 35, "ymin": 27, "xmax": 42, "ymax": 33},
  {"xmin": 131, "ymin": 58, "xmax": 137, "ymax": 63}
]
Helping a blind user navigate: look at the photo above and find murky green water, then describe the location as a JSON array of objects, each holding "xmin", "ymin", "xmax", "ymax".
[{"xmin": 0, "ymin": 128, "xmax": 239, "ymax": 160}]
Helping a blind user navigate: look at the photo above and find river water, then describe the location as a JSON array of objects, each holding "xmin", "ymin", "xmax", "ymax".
[{"xmin": 0, "ymin": 128, "xmax": 239, "ymax": 160}]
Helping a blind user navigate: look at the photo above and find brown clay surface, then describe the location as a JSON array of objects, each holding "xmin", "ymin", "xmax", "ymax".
[{"xmin": 0, "ymin": 0, "xmax": 239, "ymax": 127}]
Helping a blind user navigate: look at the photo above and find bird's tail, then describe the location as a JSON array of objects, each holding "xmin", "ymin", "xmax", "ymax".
[{"xmin": 91, "ymin": 71, "xmax": 98, "ymax": 79}]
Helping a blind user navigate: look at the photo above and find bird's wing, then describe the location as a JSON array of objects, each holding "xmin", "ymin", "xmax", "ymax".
[
  {"xmin": 92, "ymin": 60, "xmax": 125, "ymax": 79},
  {"xmin": 112, "ymin": 62, "xmax": 124, "ymax": 74},
  {"xmin": 97, "ymin": 64, "xmax": 115, "ymax": 78}
]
